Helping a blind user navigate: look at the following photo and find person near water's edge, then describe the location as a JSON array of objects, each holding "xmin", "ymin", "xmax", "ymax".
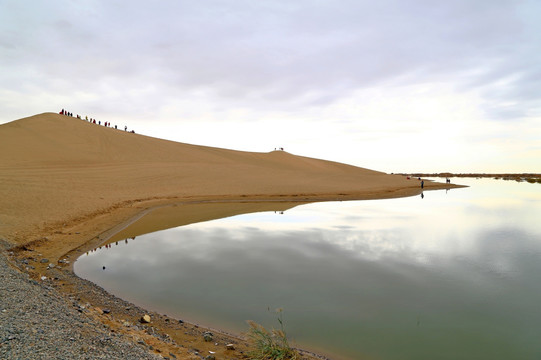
[{"xmin": 421, "ymin": 180, "xmax": 424, "ymax": 189}]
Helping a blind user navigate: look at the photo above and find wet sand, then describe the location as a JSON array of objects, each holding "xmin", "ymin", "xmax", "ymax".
[{"xmin": 0, "ymin": 112, "xmax": 462, "ymax": 358}]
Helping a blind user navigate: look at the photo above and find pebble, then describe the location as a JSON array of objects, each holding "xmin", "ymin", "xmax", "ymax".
[{"xmin": 203, "ymin": 331, "xmax": 213, "ymax": 342}]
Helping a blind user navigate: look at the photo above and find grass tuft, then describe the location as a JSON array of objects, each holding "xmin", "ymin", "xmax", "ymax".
[{"xmin": 246, "ymin": 309, "xmax": 299, "ymax": 360}]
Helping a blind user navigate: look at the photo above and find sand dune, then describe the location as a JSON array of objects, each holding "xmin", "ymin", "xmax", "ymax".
[
  {"xmin": 0, "ymin": 112, "xmax": 462, "ymax": 360},
  {"xmin": 0, "ymin": 112, "xmax": 454, "ymax": 246}
]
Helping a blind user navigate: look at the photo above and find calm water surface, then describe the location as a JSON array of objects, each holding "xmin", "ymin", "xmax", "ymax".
[{"xmin": 75, "ymin": 179, "xmax": 541, "ymax": 360}]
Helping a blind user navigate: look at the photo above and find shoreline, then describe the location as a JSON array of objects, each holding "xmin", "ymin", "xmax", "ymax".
[
  {"xmin": 5, "ymin": 196, "xmax": 333, "ymax": 359},
  {"xmin": 0, "ymin": 241, "xmax": 163, "ymax": 360},
  {"xmin": 3, "ymin": 188, "xmax": 460, "ymax": 360}
]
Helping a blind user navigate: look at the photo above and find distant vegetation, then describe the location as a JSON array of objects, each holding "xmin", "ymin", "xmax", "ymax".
[{"xmin": 397, "ymin": 173, "xmax": 541, "ymax": 184}]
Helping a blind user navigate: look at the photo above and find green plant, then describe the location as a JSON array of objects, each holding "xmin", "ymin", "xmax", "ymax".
[{"xmin": 246, "ymin": 308, "xmax": 299, "ymax": 360}]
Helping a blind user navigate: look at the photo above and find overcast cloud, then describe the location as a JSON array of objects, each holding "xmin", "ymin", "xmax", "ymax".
[{"xmin": 1, "ymin": 0, "xmax": 540, "ymax": 172}]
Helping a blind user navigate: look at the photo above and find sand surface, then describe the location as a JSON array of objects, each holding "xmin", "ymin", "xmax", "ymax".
[{"xmin": 0, "ymin": 112, "xmax": 461, "ymax": 359}]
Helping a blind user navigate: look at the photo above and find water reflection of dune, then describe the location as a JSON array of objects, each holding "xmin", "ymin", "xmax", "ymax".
[{"xmin": 106, "ymin": 201, "xmax": 304, "ymax": 243}]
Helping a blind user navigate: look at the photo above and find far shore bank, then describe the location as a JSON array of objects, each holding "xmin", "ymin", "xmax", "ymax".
[{"xmin": 398, "ymin": 173, "xmax": 541, "ymax": 182}]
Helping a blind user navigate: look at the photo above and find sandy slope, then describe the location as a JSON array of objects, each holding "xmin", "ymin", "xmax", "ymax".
[{"xmin": 0, "ymin": 112, "xmax": 453, "ymax": 247}]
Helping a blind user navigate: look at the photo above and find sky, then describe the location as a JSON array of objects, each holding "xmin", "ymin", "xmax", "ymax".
[{"xmin": 1, "ymin": 0, "xmax": 540, "ymax": 173}]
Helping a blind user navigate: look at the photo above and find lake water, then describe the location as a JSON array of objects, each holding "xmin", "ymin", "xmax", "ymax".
[{"xmin": 74, "ymin": 178, "xmax": 541, "ymax": 360}]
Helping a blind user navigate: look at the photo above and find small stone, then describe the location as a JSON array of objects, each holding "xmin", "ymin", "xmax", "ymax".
[
  {"xmin": 40, "ymin": 276, "xmax": 47, "ymax": 281},
  {"xmin": 103, "ymin": 309, "xmax": 111, "ymax": 314},
  {"xmin": 141, "ymin": 314, "xmax": 151, "ymax": 323},
  {"xmin": 203, "ymin": 331, "xmax": 213, "ymax": 342},
  {"xmin": 226, "ymin": 343, "xmax": 236, "ymax": 350},
  {"xmin": 40, "ymin": 258, "xmax": 49, "ymax": 263},
  {"xmin": 205, "ymin": 355, "xmax": 216, "ymax": 360}
]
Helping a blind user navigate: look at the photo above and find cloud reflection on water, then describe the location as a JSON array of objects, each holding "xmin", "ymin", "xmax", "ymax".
[{"xmin": 75, "ymin": 179, "xmax": 541, "ymax": 360}]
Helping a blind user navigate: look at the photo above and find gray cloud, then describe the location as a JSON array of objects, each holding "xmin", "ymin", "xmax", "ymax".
[{"xmin": 1, "ymin": 0, "xmax": 540, "ymax": 122}]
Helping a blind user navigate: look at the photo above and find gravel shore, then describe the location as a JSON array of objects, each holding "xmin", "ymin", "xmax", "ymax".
[
  {"xmin": 0, "ymin": 237, "xmax": 261, "ymax": 360},
  {"xmin": 0, "ymin": 239, "xmax": 162, "ymax": 360}
]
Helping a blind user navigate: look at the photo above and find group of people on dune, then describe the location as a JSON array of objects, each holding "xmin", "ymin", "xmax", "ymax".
[{"xmin": 59, "ymin": 108, "xmax": 134, "ymax": 133}]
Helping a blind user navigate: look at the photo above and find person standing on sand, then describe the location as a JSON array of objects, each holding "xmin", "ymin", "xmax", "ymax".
[{"xmin": 421, "ymin": 180, "xmax": 424, "ymax": 189}]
